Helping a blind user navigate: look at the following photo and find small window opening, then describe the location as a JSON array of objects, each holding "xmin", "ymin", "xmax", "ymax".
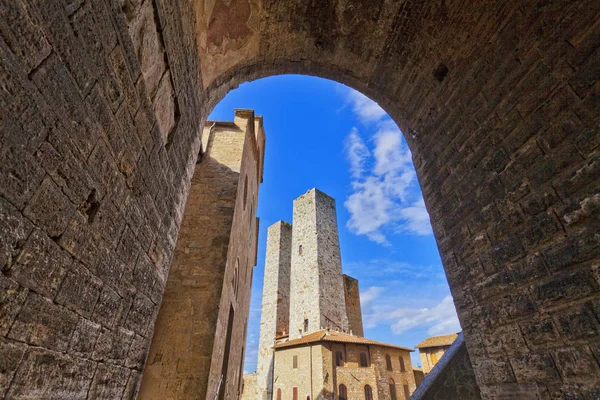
[
  {"xmin": 364, "ymin": 385, "xmax": 373, "ymax": 400},
  {"xmin": 299, "ymin": 245, "xmax": 303, "ymax": 255},
  {"xmin": 403, "ymin": 384, "xmax": 410, "ymax": 399},
  {"xmin": 293, "ymin": 355, "xmax": 298, "ymax": 369},
  {"xmin": 243, "ymin": 175, "xmax": 248, "ymax": 210},
  {"xmin": 335, "ymin": 351, "xmax": 344, "ymax": 367},
  {"xmin": 389, "ymin": 379, "xmax": 397, "ymax": 400},
  {"xmin": 433, "ymin": 63, "xmax": 449, "ymax": 82},
  {"xmin": 360, "ymin": 352, "xmax": 369, "ymax": 367},
  {"xmin": 339, "ymin": 384, "xmax": 347, "ymax": 400},
  {"xmin": 399, "ymin": 356, "xmax": 406, "ymax": 372},
  {"xmin": 386, "ymin": 354, "xmax": 393, "ymax": 371},
  {"xmin": 303, "ymin": 319, "xmax": 309, "ymax": 332}
]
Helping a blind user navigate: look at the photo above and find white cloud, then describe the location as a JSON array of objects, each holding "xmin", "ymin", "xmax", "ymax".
[
  {"xmin": 342, "ymin": 100, "xmax": 432, "ymax": 244},
  {"xmin": 346, "ymin": 90, "xmax": 387, "ymax": 123},
  {"xmin": 344, "ymin": 128, "xmax": 370, "ymax": 179},
  {"xmin": 361, "ymin": 291, "xmax": 461, "ymax": 336},
  {"xmin": 391, "ymin": 295, "xmax": 461, "ymax": 336}
]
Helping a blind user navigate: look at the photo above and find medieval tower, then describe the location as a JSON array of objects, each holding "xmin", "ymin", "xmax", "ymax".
[
  {"xmin": 255, "ymin": 221, "xmax": 292, "ymax": 400},
  {"xmin": 289, "ymin": 189, "xmax": 349, "ymax": 336}
]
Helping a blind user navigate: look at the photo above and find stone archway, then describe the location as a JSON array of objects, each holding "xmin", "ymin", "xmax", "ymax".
[{"xmin": 0, "ymin": 0, "xmax": 598, "ymax": 399}]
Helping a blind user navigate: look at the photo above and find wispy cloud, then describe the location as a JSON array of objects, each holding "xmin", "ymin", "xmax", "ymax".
[
  {"xmin": 346, "ymin": 90, "xmax": 387, "ymax": 123},
  {"xmin": 360, "ymin": 287, "xmax": 460, "ymax": 336},
  {"xmin": 343, "ymin": 89, "xmax": 432, "ymax": 244}
]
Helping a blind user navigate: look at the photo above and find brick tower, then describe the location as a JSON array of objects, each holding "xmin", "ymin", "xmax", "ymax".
[
  {"xmin": 289, "ymin": 189, "xmax": 348, "ymax": 337},
  {"xmin": 255, "ymin": 221, "xmax": 292, "ymax": 400}
]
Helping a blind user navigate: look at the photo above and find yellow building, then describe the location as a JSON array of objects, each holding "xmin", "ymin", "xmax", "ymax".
[{"xmin": 415, "ymin": 333, "xmax": 459, "ymax": 374}]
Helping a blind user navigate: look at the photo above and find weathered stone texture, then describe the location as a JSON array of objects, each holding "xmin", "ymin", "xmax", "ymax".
[
  {"xmin": 343, "ymin": 274, "xmax": 364, "ymax": 337},
  {"xmin": 290, "ymin": 189, "xmax": 348, "ymax": 336},
  {"xmin": 255, "ymin": 221, "xmax": 292, "ymax": 399},
  {"xmin": 1, "ymin": 0, "xmax": 599, "ymax": 398},
  {"xmin": 138, "ymin": 110, "xmax": 264, "ymax": 399}
]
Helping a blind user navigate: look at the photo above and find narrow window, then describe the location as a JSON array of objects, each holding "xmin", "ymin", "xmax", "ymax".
[
  {"xmin": 399, "ymin": 356, "xmax": 406, "ymax": 372},
  {"xmin": 339, "ymin": 384, "xmax": 347, "ymax": 400},
  {"xmin": 403, "ymin": 384, "xmax": 410, "ymax": 399},
  {"xmin": 386, "ymin": 354, "xmax": 393, "ymax": 371},
  {"xmin": 277, "ymin": 388, "xmax": 282, "ymax": 400},
  {"xmin": 335, "ymin": 351, "xmax": 344, "ymax": 367},
  {"xmin": 293, "ymin": 387, "xmax": 298, "ymax": 400},
  {"xmin": 359, "ymin": 352, "xmax": 368, "ymax": 367},
  {"xmin": 299, "ymin": 244, "xmax": 303, "ymax": 255},
  {"xmin": 364, "ymin": 385, "xmax": 373, "ymax": 400},
  {"xmin": 389, "ymin": 379, "xmax": 397, "ymax": 400},
  {"xmin": 293, "ymin": 355, "xmax": 298, "ymax": 369},
  {"xmin": 243, "ymin": 175, "xmax": 248, "ymax": 210},
  {"xmin": 304, "ymin": 319, "xmax": 309, "ymax": 332}
]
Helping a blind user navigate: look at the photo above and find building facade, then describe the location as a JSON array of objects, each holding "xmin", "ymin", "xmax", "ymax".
[
  {"xmin": 415, "ymin": 333, "xmax": 459, "ymax": 374},
  {"xmin": 139, "ymin": 110, "xmax": 265, "ymax": 399},
  {"xmin": 244, "ymin": 189, "xmax": 417, "ymax": 400}
]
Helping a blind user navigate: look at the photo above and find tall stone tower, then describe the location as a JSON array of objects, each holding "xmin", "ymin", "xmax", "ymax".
[
  {"xmin": 289, "ymin": 189, "xmax": 348, "ymax": 337},
  {"xmin": 255, "ymin": 221, "xmax": 292, "ymax": 400}
]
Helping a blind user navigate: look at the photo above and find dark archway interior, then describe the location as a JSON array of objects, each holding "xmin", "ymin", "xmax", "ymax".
[{"xmin": 0, "ymin": 0, "xmax": 598, "ymax": 399}]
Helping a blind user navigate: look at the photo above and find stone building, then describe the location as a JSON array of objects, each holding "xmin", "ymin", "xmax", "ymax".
[
  {"xmin": 139, "ymin": 110, "xmax": 265, "ymax": 399},
  {"xmin": 247, "ymin": 189, "xmax": 417, "ymax": 400},
  {"xmin": 1, "ymin": 1, "xmax": 599, "ymax": 398},
  {"xmin": 416, "ymin": 333, "xmax": 459, "ymax": 374}
]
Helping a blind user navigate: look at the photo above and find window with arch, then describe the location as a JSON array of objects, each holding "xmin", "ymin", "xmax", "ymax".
[
  {"xmin": 364, "ymin": 385, "xmax": 373, "ymax": 400},
  {"xmin": 232, "ymin": 258, "xmax": 240, "ymax": 298},
  {"xmin": 335, "ymin": 351, "xmax": 344, "ymax": 367},
  {"xmin": 298, "ymin": 244, "xmax": 303, "ymax": 255},
  {"xmin": 276, "ymin": 388, "xmax": 281, "ymax": 400},
  {"xmin": 339, "ymin": 384, "xmax": 347, "ymax": 400},
  {"xmin": 403, "ymin": 384, "xmax": 410, "ymax": 399},
  {"xmin": 243, "ymin": 174, "xmax": 248, "ymax": 210},
  {"xmin": 293, "ymin": 387, "xmax": 298, "ymax": 400},
  {"xmin": 389, "ymin": 379, "xmax": 397, "ymax": 400},
  {"xmin": 293, "ymin": 355, "xmax": 298, "ymax": 369},
  {"xmin": 399, "ymin": 356, "xmax": 406, "ymax": 372},
  {"xmin": 385, "ymin": 354, "xmax": 393, "ymax": 371},
  {"xmin": 359, "ymin": 352, "xmax": 369, "ymax": 367}
]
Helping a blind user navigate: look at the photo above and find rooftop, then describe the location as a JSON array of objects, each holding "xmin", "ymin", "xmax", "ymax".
[
  {"xmin": 273, "ymin": 329, "xmax": 414, "ymax": 352},
  {"xmin": 415, "ymin": 333, "xmax": 459, "ymax": 349}
]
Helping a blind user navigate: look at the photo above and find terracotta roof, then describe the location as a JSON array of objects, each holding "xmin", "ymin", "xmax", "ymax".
[
  {"xmin": 415, "ymin": 333, "xmax": 459, "ymax": 349},
  {"xmin": 273, "ymin": 329, "xmax": 413, "ymax": 352}
]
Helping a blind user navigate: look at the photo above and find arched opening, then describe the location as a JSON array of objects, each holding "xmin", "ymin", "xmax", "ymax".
[{"xmin": 1, "ymin": 1, "xmax": 597, "ymax": 400}]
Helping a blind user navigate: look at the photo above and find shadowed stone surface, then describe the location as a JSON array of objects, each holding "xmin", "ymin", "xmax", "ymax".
[{"xmin": 0, "ymin": 0, "xmax": 599, "ymax": 398}]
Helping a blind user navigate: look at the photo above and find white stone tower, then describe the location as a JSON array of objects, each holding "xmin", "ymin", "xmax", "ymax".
[
  {"xmin": 255, "ymin": 221, "xmax": 292, "ymax": 400},
  {"xmin": 289, "ymin": 189, "xmax": 348, "ymax": 337}
]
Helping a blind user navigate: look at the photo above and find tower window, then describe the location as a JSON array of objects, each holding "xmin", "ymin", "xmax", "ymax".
[
  {"xmin": 359, "ymin": 352, "xmax": 369, "ymax": 367},
  {"xmin": 243, "ymin": 175, "xmax": 248, "ymax": 210},
  {"xmin": 293, "ymin": 355, "xmax": 298, "ymax": 368},
  {"xmin": 386, "ymin": 354, "xmax": 393, "ymax": 371},
  {"xmin": 293, "ymin": 387, "xmax": 298, "ymax": 400},
  {"xmin": 335, "ymin": 351, "xmax": 344, "ymax": 367},
  {"xmin": 399, "ymin": 356, "xmax": 406, "ymax": 372},
  {"xmin": 339, "ymin": 384, "xmax": 347, "ymax": 400},
  {"xmin": 303, "ymin": 319, "xmax": 309, "ymax": 332},
  {"xmin": 364, "ymin": 385, "xmax": 373, "ymax": 400},
  {"xmin": 389, "ymin": 379, "xmax": 397, "ymax": 400},
  {"xmin": 403, "ymin": 384, "xmax": 410, "ymax": 399},
  {"xmin": 299, "ymin": 245, "xmax": 303, "ymax": 255}
]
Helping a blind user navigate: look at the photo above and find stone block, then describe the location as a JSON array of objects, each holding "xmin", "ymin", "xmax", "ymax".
[
  {"xmin": 132, "ymin": 252, "xmax": 157, "ymax": 298},
  {"xmin": 124, "ymin": 292, "xmax": 155, "ymax": 337},
  {"xmin": 56, "ymin": 262, "xmax": 103, "ymax": 318},
  {"xmin": 8, "ymin": 292, "xmax": 78, "ymax": 352},
  {"xmin": 127, "ymin": 334, "xmax": 150, "ymax": 370},
  {"xmin": 68, "ymin": 318, "xmax": 102, "ymax": 359},
  {"xmin": 92, "ymin": 285, "xmax": 122, "ymax": 328},
  {"xmin": 0, "ymin": 147, "xmax": 45, "ymax": 210},
  {"xmin": 552, "ymin": 346, "xmax": 599, "ymax": 381},
  {"xmin": 556, "ymin": 303, "xmax": 599, "ymax": 341},
  {"xmin": 6, "ymin": 347, "xmax": 96, "ymax": 398},
  {"xmin": 23, "ymin": 176, "xmax": 76, "ymax": 239},
  {"xmin": 533, "ymin": 269, "xmax": 599, "ymax": 306},
  {"xmin": 0, "ymin": 275, "xmax": 28, "ymax": 336},
  {"xmin": 510, "ymin": 352, "xmax": 560, "ymax": 383},
  {"xmin": 87, "ymin": 362, "xmax": 130, "ymax": 398},
  {"xmin": 10, "ymin": 229, "xmax": 71, "ymax": 298},
  {"xmin": 0, "ymin": 197, "xmax": 33, "ymax": 270},
  {"xmin": 92, "ymin": 327, "xmax": 134, "ymax": 365},
  {"xmin": 520, "ymin": 318, "xmax": 560, "ymax": 349},
  {"xmin": 0, "ymin": 338, "xmax": 26, "ymax": 398}
]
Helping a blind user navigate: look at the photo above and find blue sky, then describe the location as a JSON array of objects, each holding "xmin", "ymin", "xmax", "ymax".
[{"xmin": 208, "ymin": 75, "xmax": 461, "ymax": 372}]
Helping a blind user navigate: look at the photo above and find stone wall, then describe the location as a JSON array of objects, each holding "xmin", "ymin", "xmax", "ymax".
[
  {"xmin": 343, "ymin": 275, "xmax": 364, "ymax": 337},
  {"xmin": 411, "ymin": 334, "xmax": 482, "ymax": 400},
  {"xmin": 419, "ymin": 346, "xmax": 451, "ymax": 374},
  {"xmin": 137, "ymin": 110, "xmax": 263, "ymax": 398},
  {"xmin": 289, "ymin": 189, "xmax": 348, "ymax": 337},
  {"xmin": 256, "ymin": 221, "xmax": 292, "ymax": 400},
  {"xmin": 1, "ymin": 0, "xmax": 599, "ymax": 398}
]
